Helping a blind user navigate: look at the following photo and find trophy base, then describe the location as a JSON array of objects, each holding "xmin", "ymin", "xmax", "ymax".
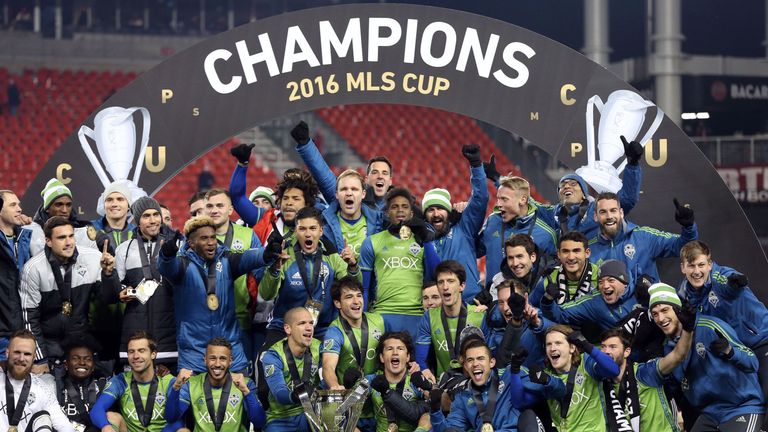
[{"xmin": 575, "ymin": 161, "xmax": 623, "ymax": 194}]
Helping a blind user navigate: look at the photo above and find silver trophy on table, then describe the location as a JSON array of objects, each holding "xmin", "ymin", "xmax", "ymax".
[{"xmin": 297, "ymin": 376, "xmax": 370, "ymax": 432}]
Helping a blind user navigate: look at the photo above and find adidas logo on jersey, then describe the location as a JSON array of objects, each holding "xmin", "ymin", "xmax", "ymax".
[{"xmin": 735, "ymin": 416, "xmax": 746, "ymax": 423}]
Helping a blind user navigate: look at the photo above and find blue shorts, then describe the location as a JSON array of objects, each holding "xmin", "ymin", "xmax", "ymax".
[{"xmin": 265, "ymin": 414, "xmax": 308, "ymax": 432}]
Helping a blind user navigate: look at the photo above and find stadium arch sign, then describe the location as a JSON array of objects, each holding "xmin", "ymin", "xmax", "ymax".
[{"xmin": 23, "ymin": 4, "xmax": 767, "ymax": 295}]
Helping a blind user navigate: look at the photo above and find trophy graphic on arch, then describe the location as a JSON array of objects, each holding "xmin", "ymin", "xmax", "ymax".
[
  {"xmin": 575, "ymin": 89, "xmax": 664, "ymax": 194},
  {"xmin": 78, "ymin": 106, "xmax": 151, "ymax": 213}
]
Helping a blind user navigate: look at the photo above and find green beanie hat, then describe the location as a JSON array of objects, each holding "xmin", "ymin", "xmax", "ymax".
[
  {"xmin": 422, "ymin": 188, "xmax": 451, "ymax": 212},
  {"xmin": 249, "ymin": 186, "xmax": 275, "ymax": 207},
  {"xmin": 41, "ymin": 178, "xmax": 72, "ymax": 210},
  {"xmin": 648, "ymin": 283, "xmax": 682, "ymax": 309}
]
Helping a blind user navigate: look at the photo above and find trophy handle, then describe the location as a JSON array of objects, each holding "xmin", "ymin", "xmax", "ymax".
[
  {"xmin": 585, "ymin": 95, "xmax": 604, "ymax": 165},
  {"xmin": 616, "ymin": 105, "xmax": 664, "ymax": 173},
  {"xmin": 78, "ymin": 125, "xmax": 112, "ymax": 188},
  {"xmin": 130, "ymin": 107, "xmax": 151, "ymax": 185}
]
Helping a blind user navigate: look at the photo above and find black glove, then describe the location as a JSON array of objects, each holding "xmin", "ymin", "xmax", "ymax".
[
  {"xmin": 290, "ymin": 382, "xmax": 312, "ymax": 404},
  {"xmin": 709, "ymin": 329, "xmax": 734, "ymax": 359},
  {"xmin": 290, "ymin": 121, "xmax": 310, "ymax": 146},
  {"xmin": 543, "ymin": 282, "xmax": 560, "ymax": 303},
  {"xmin": 343, "ymin": 368, "xmax": 362, "ymax": 389},
  {"xmin": 483, "ymin": 154, "xmax": 500, "ymax": 183},
  {"xmin": 429, "ymin": 388, "xmax": 444, "ymax": 413},
  {"xmin": 567, "ymin": 331, "xmax": 594, "ymax": 354},
  {"xmin": 160, "ymin": 232, "xmax": 180, "ymax": 257},
  {"xmin": 676, "ymin": 303, "xmax": 697, "ymax": 333},
  {"xmin": 410, "ymin": 371, "xmax": 432, "ymax": 391},
  {"xmin": 405, "ymin": 217, "xmax": 432, "ymax": 245},
  {"xmin": 621, "ymin": 135, "xmax": 644, "ymax": 166},
  {"xmin": 473, "ymin": 290, "xmax": 494, "ymax": 308},
  {"xmin": 634, "ymin": 274, "xmax": 653, "ymax": 306},
  {"xmin": 230, "ymin": 143, "xmax": 255, "ymax": 165},
  {"xmin": 727, "ymin": 273, "xmax": 749, "ymax": 290},
  {"xmin": 508, "ymin": 347, "xmax": 528, "ymax": 374},
  {"xmin": 673, "ymin": 198, "xmax": 695, "ymax": 228},
  {"xmin": 527, "ymin": 364, "xmax": 550, "ymax": 385},
  {"xmin": 461, "ymin": 144, "xmax": 482, "ymax": 168},
  {"xmin": 371, "ymin": 374, "xmax": 391, "ymax": 395},
  {"xmin": 508, "ymin": 291, "xmax": 526, "ymax": 321},
  {"xmin": 441, "ymin": 374, "xmax": 468, "ymax": 399},
  {"xmin": 263, "ymin": 231, "xmax": 284, "ymax": 263},
  {"xmin": 448, "ymin": 209, "xmax": 462, "ymax": 226}
]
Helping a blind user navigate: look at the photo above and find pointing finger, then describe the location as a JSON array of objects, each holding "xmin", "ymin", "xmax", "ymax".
[
  {"xmin": 673, "ymin": 198, "xmax": 681, "ymax": 210},
  {"xmin": 620, "ymin": 135, "xmax": 629, "ymax": 147},
  {"xmin": 102, "ymin": 239, "xmax": 109, "ymax": 254}
]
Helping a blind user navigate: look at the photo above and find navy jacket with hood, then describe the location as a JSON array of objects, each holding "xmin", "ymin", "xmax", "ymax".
[{"xmin": 540, "ymin": 282, "xmax": 638, "ymax": 333}]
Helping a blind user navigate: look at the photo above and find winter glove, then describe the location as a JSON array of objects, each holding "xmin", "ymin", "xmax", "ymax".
[
  {"xmin": 621, "ymin": 135, "xmax": 644, "ymax": 166},
  {"xmin": 343, "ymin": 368, "xmax": 362, "ymax": 389},
  {"xmin": 567, "ymin": 331, "xmax": 594, "ymax": 354},
  {"xmin": 230, "ymin": 143, "xmax": 255, "ymax": 165},
  {"xmin": 508, "ymin": 291, "xmax": 526, "ymax": 321},
  {"xmin": 290, "ymin": 121, "xmax": 310, "ymax": 146},
  {"xmin": 461, "ymin": 144, "xmax": 482, "ymax": 168},
  {"xmin": 429, "ymin": 388, "xmax": 444, "ymax": 413},
  {"xmin": 634, "ymin": 274, "xmax": 653, "ymax": 306},
  {"xmin": 410, "ymin": 371, "xmax": 433, "ymax": 391},
  {"xmin": 290, "ymin": 382, "xmax": 313, "ymax": 404},
  {"xmin": 673, "ymin": 198, "xmax": 695, "ymax": 228},
  {"xmin": 676, "ymin": 302, "xmax": 697, "ymax": 333},
  {"xmin": 508, "ymin": 347, "xmax": 529, "ymax": 374},
  {"xmin": 527, "ymin": 365, "xmax": 551, "ymax": 385},
  {"xmin": 263, "ymin": 231, "xmax": 284, "ymax": 263},
  {"xmin": 473, "ymin": 290, "xmax": 494, "ymax": 308},
  {"xmin": 371, "ymin": 374, "xmax": 391, "ymax": 395},
  {"xmin": 405, "ymin": 217, "xmax": 432, "ymax": 246},
  {"xmin": 543, "ymin": 282, "xmax": 560, "ymax": 303},
  {"xmin": 483, "ymin": 154, "xmax": 500, "ymax": 183},
  {"xmin": 727, "ymin": 273, "xmax": 749, "ymax": 290},
  {"xmin": 160, "ymin": 232, "xmax": 180, "ymax": 257},
  {"xmin": 709, "ymin": 329, "xmax": 734, "ymax": 359}
]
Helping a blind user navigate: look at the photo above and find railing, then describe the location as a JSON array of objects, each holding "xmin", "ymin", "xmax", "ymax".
[{"xmin": 693, "ymin": 135, "xmax": 768, "ymax": 166}]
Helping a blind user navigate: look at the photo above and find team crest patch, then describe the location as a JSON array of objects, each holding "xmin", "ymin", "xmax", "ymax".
[
  {"xmin": 77, "ymin": 265, "xmax": 87, "ymax": 277},
  {"xmin": 323, "ymin": 339, "xmax": 334, "ymax": 351},
  {"xmin": 228, "ymin": 393, "xmax": 240, "ymax": 407},
  {"xmin": 497, "ymin": 380, "xmax": 505, "ymax": 393},
  {"xmin": 216, "ymin": 261, "xmax": 223, "ymax": 272},
  {"xmin": 402, "ymin": 386, "xmax": 415, "ymax": 400},
  {"xmin": 575, "ymin": 371, "xmax": 584, "ymax": 386},
  {"xmin": 371, "ymin": 328, "xmax": 382, "ymax": 341},
  {"xmin": 696, "ymin": 342, "xmax": 707, "ymax": 358},
  {"xmin": 708, "ymin": 291, "xmax": 719, "ymax": 308},
  {"xmin": 409, "ymin": 242, "xmax": 421, "ymax": 256},
  {"xmin": 319, "ymin": 264, "xmax": 330, "ymax": 280},
  {"xmin": 232, "ymin": 238, "xmax": 244, "ymax": 251},
  {"xmin": 27, "ymin": 391, "xmax": 36, "ymax": 405},
  {"xmin": 197, "ymin": 397, "xmax": 205, "ymax": 406},
  {"xmin": 311, "ymin": 363, "xmax": 319, "ymax": 376},
  {"xmin": 681, "ymin": 377, "xmax": 689, "ymax": 391},
  {"xmin": 623, "ymin": 244, "xmax": 636, "ymax": 260},
  {"xmin": 265, "ymin": 364, "xmax": 275, "ymax": 377},
  {"xmin": 156, "ymin": 392, "xmax": 165, "ymax": 405}
]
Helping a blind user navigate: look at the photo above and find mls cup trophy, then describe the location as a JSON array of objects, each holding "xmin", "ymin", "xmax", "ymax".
[
  {"xmin": 297, "ymin": 376, "xmax": 370, "ymax": 432},
  {"xmin": 575, "ymin": 89, "xmax": 664, "ymax": 193},
  {"xmin": 78, "ymin": 107, "xmax": 151, "ymax": 212}
]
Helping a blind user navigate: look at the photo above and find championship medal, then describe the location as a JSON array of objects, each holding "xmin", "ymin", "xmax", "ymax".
[
  {"xmin": 481, "ymin": 423, "xmax": 494, "ymax": 432},
  {"xmin": 86, "ymin": 225, "xmax": 97, "ymax": 241},
  {"xmin": 305, "ymin": 300, "xmax": 322, "ymax": 327},
  {"xmin": 207, "ymin": 294, "xmax": 219, "ymax": 311},
  {"xmin": 387, "ymin": 422, "xmax": 399, "ymax": 432},
  {"xmin": 398, "ymin": 225, "xmax": 412, "ymax": 241},
  {"xmin": 62, "ymin": 301, "xmax": 73, "ymax": 316},
  {"xmin": 9, "ymin": 426, "xmax": 18, "ymax": 432}
]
